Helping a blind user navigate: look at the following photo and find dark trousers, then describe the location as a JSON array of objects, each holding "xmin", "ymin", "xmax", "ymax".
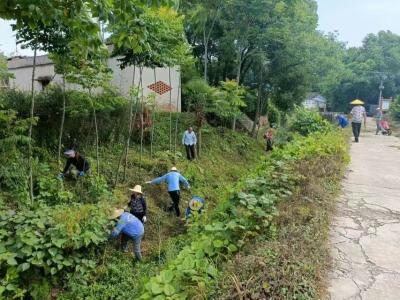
[
  {"xmin": 266, "ymin": 139, "xmax": 273, "ymax": 151},
  {"xmin": 120, "ymin": 233, "xmax": 142, "ymax": 261},
  {"xmin": 185, "ymin": 144, "xmax": 196, "ymax": 160},
  {"xmin": 168, "ymin": 190, "xmax": 181, "ymax": 216},
  {"xmin": 352, "ymin": 122, "xmax": 362, "ymax": 142},
  {"xmin": 132, "ymin": 212, "xmax": 145, "ymax": 223}
]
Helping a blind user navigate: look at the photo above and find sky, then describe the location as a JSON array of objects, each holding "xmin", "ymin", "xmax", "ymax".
[{"xmin": 1, "ymin": 0, "xmax": 400, "ymax": 56}]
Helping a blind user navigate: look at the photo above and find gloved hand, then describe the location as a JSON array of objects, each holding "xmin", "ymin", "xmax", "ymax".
[
  {"xmin": 79, "ymin": 171, "xmax": 85, "ymax": 177},
  {"xmin": 145, "ymin": 181, "xmax": 152, "ymax": 184},
  {"xmin": 142, "ymin": 216, "xmax": 147, "ymax": 223},
  {"xmin": 57, "ymin": 173, "xmax": 64, "ymax": 180}
]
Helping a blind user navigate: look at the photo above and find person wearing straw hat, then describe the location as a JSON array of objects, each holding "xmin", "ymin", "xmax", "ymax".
[
  {"xmin": 110, "ymin": 208, "xmax": 144, "ymax": 261},
  {"xmin": 58, "ymin": 149, "xmax": 90, "ymax": 179},
  {"xmin": 185, "ymin": 196, "xmax": 205, "ymax": 219},
  {"xmin": 146, "ymin": 167, "xmax": 190, "ymax": 217},
  {"xmin": 127, "ymin": 185, "xmax": 147, "ymax": 223},
  {"xmin": 350, "ymin": 99, "xmax": 367, "ymax": 143}
]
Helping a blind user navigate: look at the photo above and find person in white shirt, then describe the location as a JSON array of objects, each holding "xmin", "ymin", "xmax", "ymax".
[
  {"xmin": 182, "ymin": 127, "xmax": 197, "ymax": 160},
  {"xmin": 350, "ymin": 102, "xmax": 367, "ymax": 143}
]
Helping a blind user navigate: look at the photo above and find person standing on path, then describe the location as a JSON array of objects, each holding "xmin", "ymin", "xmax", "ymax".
[
  {"xmin": 110, "ymin": 208, "xmax": 144, "ymax": 261},
  {"xmin": 350, "ymin": 99, "xmax": 367, "ymax": 143},
  {"xmin": 146, "ymin": 167, "xmax": 190, "ymax": 217},
  {"xmin": 182, "ymin": 127, "xmax": 197, "ymax": 160},
  {"xmin": 375, "ymin": 108, "xmax": 383, "ymax": 135},
  {"xmin": 127, "ymin": 185, "xmax": 147, "ymax": 224}
]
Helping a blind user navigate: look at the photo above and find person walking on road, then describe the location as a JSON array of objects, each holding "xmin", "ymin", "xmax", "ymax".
[
  {"xmin": 110, "ymin": 208, "xmax": 144, "ymax": 261},
  {"xmin": 147, "ymin": 167, "xmax": 190, "ymax": 217},
  {"xmin": 375, "ymin": 108, "xmax": 383, "ymax": 135},
  {"xmin": 350, "ymin": 99, "xmax": 367, "ymax": 143},
  {"xmin": 127, "ymin": 185, "xmax": 147, "ymax": 224},
  {"xmin": 182, "ymin": 127, "xmax": 197, "ymax": 160}
]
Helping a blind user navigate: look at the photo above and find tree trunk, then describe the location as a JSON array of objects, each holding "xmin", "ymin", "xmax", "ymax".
[
  {"xmin": 139, "ymin": 68, "xmax": 144, "ymax": 170},
  {"xmin": 174, "ymin": 71, "xmax": 181, "ymax": 160},
  {"xmin": 58, "ymin": 77, "xmax": 67, "ymax": 167},
  {"xmin": 203, "ymin": 28, "xmax": 208, "ymax": 83},
  {"xmin": 28, "ymin": 47, "xmax": 37, "ymax": 204},
  {"xmin": 197, "ymin": 127, "xmax": 202, "ymax": 158},
  {"xmin": 122, "ymin": 66, "xmax": 137, "ymax": 182},
  {"xmin": 251, "ymin": 72, "xmax": 263, "ymax": 137},
  {"xmin": 89, "ymin": 89, "xmax": 100, "ymax": 174},
  {"xmin": 150, "ymin": 68, "xmax": 157, "ymax": 158},
  {"xmin": 168, "ymin": 67, "xmax": 172, "ymax": 152},
  {"xmin": 232, "ymin": 50, "xmax": 242, "ymax": 131}
]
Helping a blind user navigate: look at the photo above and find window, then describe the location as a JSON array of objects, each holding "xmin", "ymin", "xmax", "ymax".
[{"xmin": 37, "ymin": 77, "xmax": 51, "ymax": 90}]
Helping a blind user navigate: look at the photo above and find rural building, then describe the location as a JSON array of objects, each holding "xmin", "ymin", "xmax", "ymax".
[
  {"xmin": 7, "ymin": 54, "xmax": 181, "ymax": 112},
  {"xmin": 303, "ymin": 93, "xmax": 327, "ymax": 112}
]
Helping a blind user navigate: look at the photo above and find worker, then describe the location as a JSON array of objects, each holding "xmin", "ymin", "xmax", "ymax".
[
  {"xmin": 182, "ymin": 126, "xmax": 197, "ymax": 160},
  {"xmin": 59, "ymin": 149, "xmax": 90, "ymax": 179},
  {"xmin": 127, "ymin": 185, "xmax": 147, "ymax": 223},
  {"xmin": 110, "ymin": 208, "xmax": 144, "ymax": 261},
  {"xmin": 263, "ymin": 126, "xmax": 275, "ymax": 151},
  {"xmin": 146, "ymin": 167, "xmax": 190, "ymax": 217},
  {"xmin": 185, "ymin": 196, "xmax": 205, "ymax": 219}
]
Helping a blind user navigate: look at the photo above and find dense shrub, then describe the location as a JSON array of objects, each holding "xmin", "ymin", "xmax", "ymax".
[
  {"xmin": 139, "ymin": 130, "xmax": 348, "ymax": 299},
  {"xmin": 389, "ymin": 95, "xmax": 400, "ymax": 120},
  {"xmin": 267, "ymin": 101, "xmax": 281, "ymax": 126},
  {"xmin": 0, "ymin": 202, "xmax": 112, "ymax": 299},
  {"xmin": 0, "ymin": 87, "xmax": 129, "ymax": 149},
  {"xmin": 288, "ymin": 107, "xmax": 332, "ymax": 136}
]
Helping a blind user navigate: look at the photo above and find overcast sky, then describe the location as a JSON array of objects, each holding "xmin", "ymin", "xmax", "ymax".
[{"xmin": 1, "ymin": 0, "xmax": 400, "ymax": 56}]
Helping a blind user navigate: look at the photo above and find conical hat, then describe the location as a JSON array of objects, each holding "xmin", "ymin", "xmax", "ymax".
[
  {"xmin": 129, "ymin": 185, "xmax": 143, "ymax": 194},
  {"xmin": 350, "ymin": 99, "xmax": 364, "ymax": 105},
  {"xmin": 110, "ymin": 208, "xmax": 124, "ymax": 219}
]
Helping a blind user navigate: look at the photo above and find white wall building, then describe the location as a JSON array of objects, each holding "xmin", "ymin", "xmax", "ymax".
[
  {"xmin": 7, "ymin": 54, "xmax": 181, "ymax": 112},
  {"xmin": 303, "ymin": 93, "xmax": 327, "ymax": 112}
]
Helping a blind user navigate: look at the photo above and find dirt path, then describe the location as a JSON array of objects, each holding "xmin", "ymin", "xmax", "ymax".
[{"xmin": 327, "ymin": 119, "xmax": 400, "ymax": 300}]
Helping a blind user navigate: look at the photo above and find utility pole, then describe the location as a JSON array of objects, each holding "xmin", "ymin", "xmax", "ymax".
[{"xmin": 378, "ymin": 79, "xmax": 384, "ymax": 110}]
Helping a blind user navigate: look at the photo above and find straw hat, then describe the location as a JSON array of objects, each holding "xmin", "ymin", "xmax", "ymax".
[
  {"xmin": 129, "ymin": 185, "xmax": 143, "ymax": 194},
  {"xmin": 350, "ymin": 99, "xmax": 364, "ymax": 105},
  {"xmin": 64, "ymin": 149, "xmax": 76, "ymax": 158},
  {"xmin": 110, "ymin": 208, "xmax": 124, "ymax": 219},
  {"xmin": 170, "ymin": 166, "xmax": 178, "ymax": 171}
]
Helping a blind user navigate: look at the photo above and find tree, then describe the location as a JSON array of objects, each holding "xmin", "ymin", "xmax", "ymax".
[
  {"xmin": 329, "ymin": 31, "xmax": 400, "ymax": 111},
  {"xmin": 182, "ymin": 78, "xmax": 217, "ymax": 156},
  {"xmin": 110, "ymin": 2, "xmax": 190, "ymax": 183},
  {"xmin": 215, "ymin": 80, "xmax": 246, "ymax": 129},
  {"xmin": 0, "ymin": 53, "xmax": 13, "ymax": 87},
  {"xmin": 1, "ymin": 0, "xmax": 110, "ymax": 202}
]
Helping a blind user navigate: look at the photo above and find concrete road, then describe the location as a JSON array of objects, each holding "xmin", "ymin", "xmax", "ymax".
[{"xmin": 327, "ymin": 120, "xmax": 400, "ymax": 300}]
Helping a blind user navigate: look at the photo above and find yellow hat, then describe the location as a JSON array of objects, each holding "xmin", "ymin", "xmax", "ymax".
[
  {"xmin": 129, "ymin": 185, "xmax": 143, "ymax": 194},
  {"xmin": 110, "ymin": 208, "xmax": 124, "ymax": 219},
  {"xmin": 170, "ymin": 167, "xmax": 178, "ymax": 171},
  {"xmin": 350, "ymin": 99, "xmax": 364, "ymax": 105}
]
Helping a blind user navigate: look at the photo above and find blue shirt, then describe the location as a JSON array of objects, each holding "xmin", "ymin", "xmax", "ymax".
[
  {"xmin": 151, "ymin": 171, "xmax": 189, "ymax": 192},
  {"xmin": 337, "ymin": 115, "xmax": 348, "ymax": 128},
  {"xmin": 182, "ymin": 130, "xmax": 197, "ymax": 146},
  {"xmin": 111, "ymin": 212, "xmax": 144, "ymax": 238}
]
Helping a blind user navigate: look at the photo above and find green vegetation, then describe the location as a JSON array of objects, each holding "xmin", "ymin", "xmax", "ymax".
[{"xmin": 3, "ymin": 0, "xmax": 397, "ymax": 298}]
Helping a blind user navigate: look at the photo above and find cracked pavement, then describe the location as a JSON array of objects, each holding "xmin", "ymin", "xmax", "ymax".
[{"xmin": 327, "ymin": 122, "xmax": 400, "ymax": 300}]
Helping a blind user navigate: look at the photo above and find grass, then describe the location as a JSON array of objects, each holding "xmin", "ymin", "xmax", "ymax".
[
  {"xmin": 57, "ymin": 114, "xmax": 266, "ymax": 299},
  {"xmin": 211, "ymin": 152, "xmax": 348, "ymax": 300}
]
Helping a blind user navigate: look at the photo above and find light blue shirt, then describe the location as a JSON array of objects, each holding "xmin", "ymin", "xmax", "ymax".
[
  {"xmin": 111, "ymin": 212, "xmax": 144, "ymax": 238},
  {"xmin": 151, "ymin": 171, "xmax": 189, "ymax": 192},
  {"xmin": 182, "ymin": 130, "xmax": 197, "ymax": 146}
]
